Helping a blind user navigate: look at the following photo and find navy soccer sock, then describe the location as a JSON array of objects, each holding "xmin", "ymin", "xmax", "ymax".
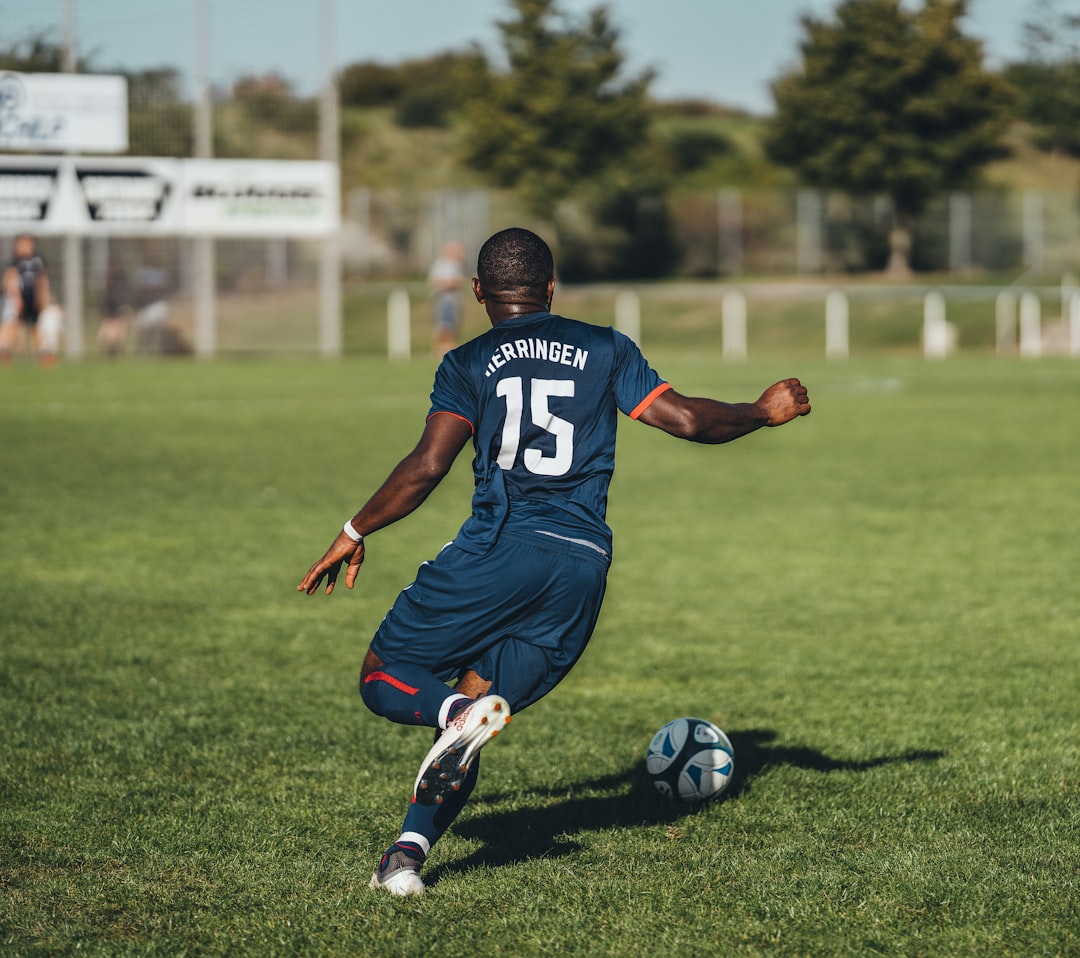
[
  {"xmin": 360, "ymin": 662, "xmax": 462, "ymax": 727},
  {"xmin": 445, "ymin": 696, "xmax": 472, "ymax": 724},
  {"xmin": 400, "ymin": 754, "xmax": 481, "ymax": 851},
  {"xmin": 384, "ymin": 839, "xmax": 426, "ymax": 864}
]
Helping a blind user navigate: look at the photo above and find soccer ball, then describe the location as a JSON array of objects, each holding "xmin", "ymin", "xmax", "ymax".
[{"xmin": 646, "ymin": 718, "xmax": 735, "ymax": 803}]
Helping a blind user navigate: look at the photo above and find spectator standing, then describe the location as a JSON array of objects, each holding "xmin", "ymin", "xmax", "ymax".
[
  {"xmin": 1, "ymin": 234, "xmax": 57, "ymax": 364},
  {"xmin": 97, "ymin": 259, "xmax": 132, "ymax": 357},
  {"xmin": 428, "ymin": 240, "xmax": 466, "ymax": 356}
]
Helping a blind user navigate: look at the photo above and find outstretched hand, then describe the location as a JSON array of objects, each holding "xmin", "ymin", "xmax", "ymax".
[
  {"xmin": 756, "ymin": 378, "xmax": 811, "ymax": 426},
  {"xmin": 297, "ymin": 530, "xmax": 366, "ymax": 596}
]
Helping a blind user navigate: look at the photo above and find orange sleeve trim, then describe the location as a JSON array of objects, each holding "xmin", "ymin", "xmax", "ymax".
[
  {"xmin": 628, "ymin": 382, "xmax": 672, "ymax": 420},
  {"xmin": 427, "ymin": 410, "xmax": 475, "ymax": 435}
]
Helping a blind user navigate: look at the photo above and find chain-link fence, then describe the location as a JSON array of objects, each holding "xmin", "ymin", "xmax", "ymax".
[{"xmin": 344, "ymin": 184, "xmax": 1080, "ymax": 281}]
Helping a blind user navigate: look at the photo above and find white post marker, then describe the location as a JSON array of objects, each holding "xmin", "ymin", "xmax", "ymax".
[
  {"xmin": 721, "ymin": 289, "xmax": 747, "ymax": 360},
  {"xmin": 825, "ymin": 290, "xmax": 849, "ymax": 360},
  {"xmin": 1070, "ymin": 291, "xmax": 1080, "ymax": 358},
  {"xmin": 1019, "ymin": 291, "xmax": 1042, "ymax": 358},
  {"xmin": 923, "ymin": 291, "xmax": 948, "ymax": 359},
  {"xmin": 614, "ymin": 290, "xmax": 641, "ymax": 344},
  {"xmin": 995, "ymin": 291, "xmax": 1017, "ymax": 355},
  {"xmin": 1061, "ymin": 272, "xmax": 1078, "ymax": 326},
  {"xmin": 387, "ymin": 288, "xmax": 411, "ymax": 361}
]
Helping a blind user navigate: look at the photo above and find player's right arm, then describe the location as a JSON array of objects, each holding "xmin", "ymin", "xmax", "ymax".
[
  {"xmin": 636, "ymin": 378, "xmax": 810, "ymax": 444},
  {"xmin": 297, "ymin": 412, "xmax": 473, "ymax": 596},
  {"xmin": 2, "ymin": 266, "xmax": 22, "ymax": 317}
]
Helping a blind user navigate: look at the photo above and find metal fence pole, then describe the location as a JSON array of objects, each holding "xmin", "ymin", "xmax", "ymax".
[
  {"xmin": 949, "ymin": 192, "xmax": 972, "ymax": 272},
  {"xmin": 193, "ymin": 0, "xmax": 216, "ymax": 358},
  {"xmin": 318, "ymin": 0, "xmax": 342, "ymax": 358},
  {"xmin": 62, "ymin": 0, "xmax": 84, "ymax": 359}
]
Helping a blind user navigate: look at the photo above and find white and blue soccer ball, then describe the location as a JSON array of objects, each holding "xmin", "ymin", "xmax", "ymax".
[{"xmin": 647, "ymin": 717, "xmax": 735, "ymax": 803}]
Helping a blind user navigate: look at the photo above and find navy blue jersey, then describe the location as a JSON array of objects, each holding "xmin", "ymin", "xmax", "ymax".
[{"xmin": 429, "ymin": 310, "xmax": 669, "ymax": 554}]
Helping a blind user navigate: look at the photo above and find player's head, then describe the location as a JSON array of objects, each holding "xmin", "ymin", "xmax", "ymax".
[
  {"xmin": 476, "ymin": 228, "xmax": 554, "ymax": 299},
  {"xmin": 13, "ymin": 234, "xmax": 36, "ymax": 258}
]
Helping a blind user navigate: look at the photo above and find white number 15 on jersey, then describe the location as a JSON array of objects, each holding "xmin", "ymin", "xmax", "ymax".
[{"xmin": 495, "ymin": 376, "xmax": 575, "ymax": 477}]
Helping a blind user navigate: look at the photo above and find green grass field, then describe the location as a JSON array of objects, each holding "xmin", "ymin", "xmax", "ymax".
[{"xmin": 1, "ymin": 352, "xmax": 1078, "ymax": 956}]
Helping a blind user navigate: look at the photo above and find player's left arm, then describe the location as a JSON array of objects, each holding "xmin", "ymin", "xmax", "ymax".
[
  {"xmin": 297, "ymin": 411, "xmax": 473, "ymax": 596},
  {"xmin": 36, "ymin": 267, "xmax": 50, "ymax": 310},
  {"xmin": 636, "ymin": 378, "xmax": 810, "ymax": 444}
]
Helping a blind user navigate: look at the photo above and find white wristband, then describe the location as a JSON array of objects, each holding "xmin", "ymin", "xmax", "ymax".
[{"xmin": 342, "ymin": 520, "xmax": 364, "ymax": 542}]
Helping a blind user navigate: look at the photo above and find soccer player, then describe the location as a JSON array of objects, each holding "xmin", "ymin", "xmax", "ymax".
[
  {"xmin": 0, "ymin": 234, "xmax": 54, "ymax": 363},
  {"xmin": 297, "ymin": 227, "xmax": 810, "ymax": 895}
]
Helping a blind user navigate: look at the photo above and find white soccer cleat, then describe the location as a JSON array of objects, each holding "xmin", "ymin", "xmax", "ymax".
[
  {"xmin": 368, "ymin": 848, "xmax": 425, "ymax": 896},
  {"xmin": 413, "ymin": 695, "xmax": 511, "ymax": 806}
]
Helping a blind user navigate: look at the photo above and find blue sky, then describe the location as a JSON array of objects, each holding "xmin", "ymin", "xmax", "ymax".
[{"xmin": 0, "ymin": 0, "xmax": 1056, "ymax": 114}]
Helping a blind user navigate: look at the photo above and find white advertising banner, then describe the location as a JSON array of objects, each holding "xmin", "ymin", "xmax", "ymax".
[
  {"xmin": 0, "ymin": 158, "xmax": 62, "ymax": 224},
  {"xmin": 181, "ymin": 160, "xmax": 339, "ymax": 237},
  {"xmin": 72, "ymin": 157, "xmax": 183, "ymax": 232},
  {"xmin": 0, "ymin": 157, "xmax": 339, "ymax": 237},
  {"xmin": 0, "ymin": 73, "xmax": 128, "ymax": 154}
]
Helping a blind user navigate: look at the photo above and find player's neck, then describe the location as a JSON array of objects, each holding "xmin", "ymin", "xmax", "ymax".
[
  {"xmin": 485, "ymin": 297, "xmax": 551, "ymax": 326},
  {"xmin": 476, "ymin": 278, "xmax": 555, "ymax": 326}
]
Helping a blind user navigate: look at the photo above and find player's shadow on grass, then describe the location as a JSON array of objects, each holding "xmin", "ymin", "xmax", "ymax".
[{"xmin": 431, "ymin": 730, "xmax": 944, "ymax": 886}]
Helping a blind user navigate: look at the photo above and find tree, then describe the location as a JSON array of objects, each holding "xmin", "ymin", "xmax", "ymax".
[
  {"xmin": 340, "ymin": 52, "xmax": 487, "ymax": 128},
  {"xmin": 1005, "ymin": 0, "xmax": 1080, "ymax": 156},
  {"xmin": 0, "ymin": 32, "xmax": 85, "ymax": 72},
  {"xmin": 125, "ymin": 67, "xmax": 193, "ymax": 156},
  {"xmin": 230, "ymin": 73, "xmax": 315, "ymax": 140},
  {"xmin": 462, "ymin": 0, "xmax": 653, "ymax": 217},
  {"xmin": 0, "ymin": 34, "xmax": 193, "ymax": 156},
  {"xmin": 765, "ymin": 0, "xmax": 1013, "ymax": 275}
]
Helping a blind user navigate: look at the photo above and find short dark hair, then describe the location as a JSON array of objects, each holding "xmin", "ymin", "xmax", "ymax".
[{"xmin": 476, "ymin": 228, "xmax": 554, "ymax": 293}]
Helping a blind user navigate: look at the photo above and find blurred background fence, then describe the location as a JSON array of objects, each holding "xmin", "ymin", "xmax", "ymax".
[
  {"xmin": 344, "ymin": 184, "xmax": 1080, "ymax": 280},
  {"xmin": 6, "ymin": 185, "xmax": 1078, "ymax": 358}
]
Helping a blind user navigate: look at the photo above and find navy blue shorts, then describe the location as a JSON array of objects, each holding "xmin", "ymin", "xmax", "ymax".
[{"xmin": 369, "ymin": 529, "xmax": 610, "ymax": 713}]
